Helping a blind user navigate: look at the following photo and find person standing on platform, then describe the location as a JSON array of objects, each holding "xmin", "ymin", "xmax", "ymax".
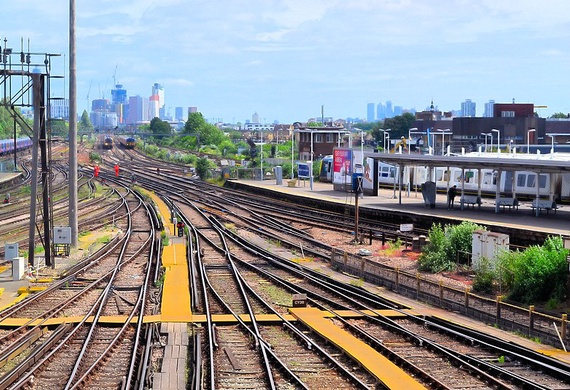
[{"xmin": 447, "ymin": 185, "xmax": 457, "ymax": 210}]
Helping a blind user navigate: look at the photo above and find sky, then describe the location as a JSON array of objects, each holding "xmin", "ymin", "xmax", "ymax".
[{"xmin": 4, "ymin": 0, "xmax": 570, "ymax": 124}]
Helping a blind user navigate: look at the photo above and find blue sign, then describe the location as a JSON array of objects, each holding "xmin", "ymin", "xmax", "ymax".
[{"xmin": 298, "ymin": 162, "xmax": 310, "ymax": 178}]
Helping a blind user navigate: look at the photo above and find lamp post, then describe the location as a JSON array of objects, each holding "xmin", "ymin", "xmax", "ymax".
[
  {"xmin": 481, "ymin": 132, "xmax": 491, "ymax": 152},
  {"xmin": 382, "ymin": 128, "xmax": 391, "ymax": 152},
  {"xmin": 408, "ymin": 127, "xmax": 418, "ymax": 154},
  {"xmin": 360, "ymin": 129, "xmax": 364, "ymax": 168},
  {"xmin": 436, "ymin": 128, "xmax": 450, "ymax": 155},
  {"xmin": 290, "ymin": 126, "xmax": 294, "ymax": 179},
  {"xmin": 527, "ymin": 128, "xmax": 535, "ymax": 154},
  {"xmin": 491, "ymin": 129, "xmax": 500, "ymax": 154},
  {"xmin": 260, "ymin": 129, "xmax": 263, "ymax": 179},
  {"xmin": 547, "ymin": 133, "xmax": 555, "ymax": 154}
]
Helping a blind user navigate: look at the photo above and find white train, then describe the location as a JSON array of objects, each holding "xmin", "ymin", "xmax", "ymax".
[{"xmin": 320, "ymin": 152, "xmax": 570, "ymax": 201}]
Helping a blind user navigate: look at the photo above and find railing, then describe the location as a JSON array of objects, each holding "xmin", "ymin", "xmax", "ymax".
[{"xmin": 330, "ymin": 248, "xmax": 570, "ymax": 350}]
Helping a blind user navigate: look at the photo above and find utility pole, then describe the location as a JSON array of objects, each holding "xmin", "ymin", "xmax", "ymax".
[{"xmin": 69, "ymin": 0, "xmax": 78, "ymax": 247}]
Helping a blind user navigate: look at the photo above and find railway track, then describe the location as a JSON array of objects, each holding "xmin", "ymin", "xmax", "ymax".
[
  {"xmin": 162, "ymin": 183, "xmax": 570, "ymax": 388},
  {"xmin": 0, "ymin": 181, "xmax": 160, "ymax": 389},
  {"xmin": 2, "ymin": 141, "xmax": 568, "ymax": 388}
]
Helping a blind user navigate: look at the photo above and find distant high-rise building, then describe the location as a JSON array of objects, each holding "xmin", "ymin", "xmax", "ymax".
[
  {"xmin": 483, "ymin": 100, "xmax": 495, "ymax": 117},
  {"xmin": 393, "ymin": 106, "xmax": 403, "ymax": 116},
  {"xmin": 461, "ymin": 99, "xmax": 476, "ymax": 117},
  {"xmin": 111, "ymin": 84, "xmax": 127, "ymax": 105},
  {"xmin": 149, "ymin": 95, "xmax": 160, "ymax": 119},
  {"xmin": 50, "ymin": 98, "xmax": 69, "ymax": 119},
  {"xmin": 385, "ymin": 101, "xmax": 393, "ymax": 119},
  {"xmin": 152, "ymin": 83, "xmax": 165, "ymax": 119},
  {"xmin": 175, "ymin": 107, "xmax": 184, "ymax": 121},
  {"xmin": 127, "ymin": 95, "xmax": 149, "ymax": 125},
  {"xmin": 188, "ymin": 107, "xmax": 198, "ymax": 115},
  {"xmin": 252, "ymin": 112, "xmax": 260, "ymax": 123},
  {"xmin": 110, "ymin": 84, "xmax": 127, "ymax": 124},
  {"xmin": 377, "ymin": 103, "xmax": 385, "ymax": 120},
  {"xmin": 367, "ymin": 103, "xmax": 375, "ymax": 122}
]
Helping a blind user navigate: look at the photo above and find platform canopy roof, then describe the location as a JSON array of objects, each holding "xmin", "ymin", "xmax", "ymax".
[{"xmin": 365, "ymin": 152, "xmax": 570, "ymax": 174}]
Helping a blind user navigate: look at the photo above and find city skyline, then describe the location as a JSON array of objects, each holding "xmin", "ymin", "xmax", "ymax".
[{"xmin": 4, "ymin": 1, "xmax": 570, "ymax": 124}]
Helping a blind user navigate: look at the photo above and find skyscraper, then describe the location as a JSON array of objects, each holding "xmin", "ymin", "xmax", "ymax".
[
  {"xmin": 377, "ymin": 103, "xmax": 385, "ymax": 120},
  {"xmin": 461, "ymin": 99, "xmax": 476, "ymax": 117},
  {"xmin": 127, "ymin": 95, "xmax": 149, "ymax": 125},
  {"xmin": 385, "ymin": 101, "xmax": 393, "ymax": 119},
  {"xmin": 367, "ymin": 103, "xmax": 375, "ymax": 122},
  {"xmin": 152, "ymin": 83, "xmax": 165, "ymax": 119},
  {"xmin": 175, "ymin": 107, "xmax": 184, "ymax": 121},
  {"xmin": 483, "ymin": 100, "xmax": 495, "ymax": 117}
]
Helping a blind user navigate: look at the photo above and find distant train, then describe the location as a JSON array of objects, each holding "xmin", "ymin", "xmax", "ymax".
[
  {"xmin": 319, "ymin": 152, "xmax": 570, "ymax": 201},
  {"xmin": 102, "ymin": 137, "xmax": 113, "ymax": 150},
  {"xmin": 116, "ymin": 136, "xmax": 136, "ymax": 149},
  {"xmin": 0, "ymin": 137, "xmax": 32, "ymax": 156}
]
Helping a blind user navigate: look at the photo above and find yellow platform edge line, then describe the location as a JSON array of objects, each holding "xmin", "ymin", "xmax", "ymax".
[{"xmin": 290, "ymin": 307, "xmax": 426, "ymax": 389}]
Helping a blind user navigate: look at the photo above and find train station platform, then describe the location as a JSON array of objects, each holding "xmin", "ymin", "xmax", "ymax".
[
  {"xmin": 227, "ymin": 178, "xmax": 570, "ymax": 237},
  {"xmin": 0, "ymin": 172, "xmax": 22, "ymax": 188}
]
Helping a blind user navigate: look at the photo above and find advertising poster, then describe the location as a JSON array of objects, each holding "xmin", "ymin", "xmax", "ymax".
[
  {"xmin": 333, "ymin": 148, "xmax": 352, "ymax": 185},
  {"xmin": 333, "ymin": 148, "xmax": 376, "ymax": 192}
]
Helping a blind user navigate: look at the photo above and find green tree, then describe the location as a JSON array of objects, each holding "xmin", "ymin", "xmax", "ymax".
[
  {"xmin": 0, "ymin": 104, "xmax": 29, "ymax": 139},
  {"xmin": 195, "ymin": 157, "xmax": 211, "ymax": 179},
  {"xmin": 149, "ymin": 117, "xmax": 172, "ymax": 135},
  {"xmin": 550, "ymin": 112, "xmax": 569, "ymax": 119},
  {"xmin": 382, "ymin": 113, "xmax": 416, "ymax": 140},
  {"xmin": 78, "ymin": 110, "xmax": 94, "ymax": 132},
  {"xmin": 183, "ymin": 112, "xmax": 225, "ymax": 147},
  {"xmin": 49, "ymin": 118, "xmax": 68, "ymax": 137}
]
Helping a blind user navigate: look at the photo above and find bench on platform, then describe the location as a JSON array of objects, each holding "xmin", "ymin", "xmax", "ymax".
[
  {"xmin": 460, "ymin": 195, "xmax": 481, "ymax": 209},
  {"xmin": 496, "ymin": 197, "xmax": 519, "ymax": 211},
  {"xmin": 531, "ymin": 199, "xmax": 558, "ymax": 215}
]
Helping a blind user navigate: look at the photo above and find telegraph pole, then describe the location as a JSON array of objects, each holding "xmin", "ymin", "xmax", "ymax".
[{"xmin": 69, "ymin": 0, "xmax": 78, "ymax": 246}]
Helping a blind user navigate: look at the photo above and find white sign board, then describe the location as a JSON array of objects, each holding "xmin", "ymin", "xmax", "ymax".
[
  {"xmin": 400, "ymin": 223, "xmax": 414, "ymax": 232},
  {"xmin": 53, "ymin": 226, "xmax": 72, "ymax": 244}
]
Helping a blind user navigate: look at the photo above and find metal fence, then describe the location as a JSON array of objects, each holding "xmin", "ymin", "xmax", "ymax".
[{"xmin": 331, "ymin": 248, "xmax": 569, "ymax": 350}]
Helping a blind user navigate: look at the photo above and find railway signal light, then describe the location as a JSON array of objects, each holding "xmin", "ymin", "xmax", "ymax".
[{"xmin": 177, "ymin": 221, "xmax": 185, "ymax": 237}]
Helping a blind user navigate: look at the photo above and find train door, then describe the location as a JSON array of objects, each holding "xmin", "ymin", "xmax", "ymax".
[{"xmin": 503, "ymin": 171, "xmax": 514, "ymax": 194}]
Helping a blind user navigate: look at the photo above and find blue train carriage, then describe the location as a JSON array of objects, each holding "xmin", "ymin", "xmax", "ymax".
[{"xmin": 0, "ymin": 137, "xmax": 32, "ymax": 156}]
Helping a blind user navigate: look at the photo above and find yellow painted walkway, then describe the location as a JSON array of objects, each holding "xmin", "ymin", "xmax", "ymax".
[
  {"xmin": 148, "ymin": 192, "xmax": 193, "ymax": 322},
  {"xmin": 290, "ymin": 307, "xmax": 426, "ymax": 389},
  {"xmin": 160, "ymin": 243, "xmax": 192, "ymax": 321}
]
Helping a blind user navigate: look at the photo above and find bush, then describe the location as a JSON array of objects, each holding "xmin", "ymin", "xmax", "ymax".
[
  {"xmin": 419, "ymin": 221, "xmax": 485, "ymax": 273},
  {"xmin": 447, "ymin": 221, "xmax": 484, "ymax": 265},
  {"xmin": 501, "ymin": 236, "xmax": 568, "ymax": 304},
  {"xmin": 418, "ymin": 224, "xmax": 454, "ymax": 272},
  {"xmin": 472, "ymin": 257, "xmax": 495, "ymax": 294}
]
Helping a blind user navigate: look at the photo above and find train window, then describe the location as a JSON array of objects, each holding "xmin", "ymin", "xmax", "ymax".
[
  {"xmin": 483, "ymin": 172, "xmax": 493, "ymax": 185},
  {"xmin": 527, "ymin": 174, "xmax": 536, "ymax": 188},
  {"xmin": 462, "ymin": 171, "xmax": 475, "ymax": 183},
  {"xmin": 517, "ymin": 173, "xmax": 526, "ymax": 187},
  {"xmin": 380, "ymin": 166, "xmax": 390, "ymax": 178},
  {"xmin": 435, "ymin": 168, "xmax": 444, "ymax": 182},
  {"xmin": 453, "ymin": 171, "xmax": 462, "ymax": 182}
]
